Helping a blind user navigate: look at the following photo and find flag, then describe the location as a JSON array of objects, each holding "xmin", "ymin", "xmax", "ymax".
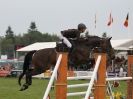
[
  {"xmin": 95, "ymin": 14, "xmax": 96, "ymax": 28},
  {"xmin": 124, "ymin": 13, "xmax": 129, "ymax": 27},
  {"xmin": 107, "ymin": 13, "xmax": 113, "ymax": 26}
]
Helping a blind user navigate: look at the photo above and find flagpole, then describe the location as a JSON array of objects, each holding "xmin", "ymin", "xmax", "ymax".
[
  {"xmin": 131, "ymin": 12, "xmax": 133, "ymax": 39},
  {"xmin": 94, "ymin": 13, "xmax": 97, "ymax": 36},
  {"xmin": 129, "ymin": 12, "xmax": 132, "ymax": 39},
  {"xmin": 128, "ymin": 13, "xmax": 130, "ymax": 39},
  {"xmin": 128, "ymin": 21, "xmax": 130, "ymax": 39}
]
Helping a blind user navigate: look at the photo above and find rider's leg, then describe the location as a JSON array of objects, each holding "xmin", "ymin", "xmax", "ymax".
[{"xmin": 59, "ymin": 35, "xmax": 72, "ymax": 48}]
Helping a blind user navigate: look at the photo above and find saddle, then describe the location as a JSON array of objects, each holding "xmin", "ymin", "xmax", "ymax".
[{"xmin": 55, "ymin": 42, "xmax": 70, "ymax": 52}]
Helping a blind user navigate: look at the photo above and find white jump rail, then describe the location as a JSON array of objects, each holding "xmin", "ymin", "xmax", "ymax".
[
  {"xmin": 43, "ymin": 54, "xmax": 62, "ymax": 99},
  {"xmin": 85, "ymin": 55, "xmax": 102, "ymax": 99},
  {"xmin": 67, "ymin": 83, "xmax": 89, "ymax": 88},
  {"xmin": 67, "ymin": 76, "xmax": 91, "ymax": 80},
  {"xmin": 107, "ymin": 77, "xmax": 132, "ymax": 81},
  {"xmin": 67, "ymin": 77, "xmax": 133, "ymax": 89},
  {"xmin": 68, "ymin": 76, "xmax": 132, "ymax": 81},
  {"xmin": 67, "ymin": 91, "xmax": 87, "ymax": 96}
]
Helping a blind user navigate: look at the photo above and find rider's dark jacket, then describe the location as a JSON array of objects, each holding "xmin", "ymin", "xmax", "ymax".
[{"xmin": 61, "ymin": 29, "xmax": 80, "ymax": 39}]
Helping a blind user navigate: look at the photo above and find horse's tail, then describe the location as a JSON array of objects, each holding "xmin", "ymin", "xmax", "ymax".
[{"xmin": 18, "ymin": 50, "xmax": 36, "ymax": 86}]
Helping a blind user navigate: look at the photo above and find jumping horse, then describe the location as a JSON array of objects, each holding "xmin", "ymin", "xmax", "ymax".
[{"xmin": 18, "ymin": 36, "xmax": 115, "ymax": 91}]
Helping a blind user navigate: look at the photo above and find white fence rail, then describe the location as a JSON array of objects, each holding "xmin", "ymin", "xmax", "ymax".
[
  {"xmin": 107, "ymin": 77, "xmax": 132, "ymax": 81},
  {"xmin": 67, "ymin": 76, "xmax": 91, "ymax": 80},
  {"xmin": 67, "ymin": 83, "xmax": 89, "ymax": 88},
  {"xmin": 67, "ymin": 91, "xmax": 87, "ymax": 96}
]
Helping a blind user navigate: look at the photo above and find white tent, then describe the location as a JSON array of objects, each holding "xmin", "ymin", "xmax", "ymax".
[
  {"xmin": 111, "ymin": 39, "xmax": 133, "ymax": 50},
  {"xmin": 16, "ymin": 42, "xmax": 56, "ymax": 52}
]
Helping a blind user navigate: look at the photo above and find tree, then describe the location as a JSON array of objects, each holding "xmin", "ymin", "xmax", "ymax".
[
  {"xmin": 102, "ymin": 32, "xmax": 107, "ymax": 38},
  {"xmin": 1, "ymin": 38, "xmax": 15, "ymax": 59},
  {"xmin": 28, "ymin": 22, "xmax": 37, "ymax": 32},
  {"xmin": 4, "ymin": 26, "xmax": 15, "ymax": 58},
  {"xmin": 23, "ymin": 31, "xmax": 43, "ymax": 45},
  {"xmin": 5, "ymin": 26, "xmax": 14, "ymax": 39},
  {"xmin": 1, "ymin": 22, "xmax": 59, "ymax": 58},
  {"xmin": 42, "ymin": 33, "xmax": 59, "ymax": 42}
]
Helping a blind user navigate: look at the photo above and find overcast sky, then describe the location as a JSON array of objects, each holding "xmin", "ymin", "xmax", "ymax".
[{"xmin": 0, "ymin": 0, "xmax": 132, "ymax": 39}]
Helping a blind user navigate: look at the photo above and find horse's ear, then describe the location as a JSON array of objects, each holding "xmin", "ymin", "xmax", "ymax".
[{"xmin": 108, "ymin": 37, "xmax": 112, "ymax": 40}]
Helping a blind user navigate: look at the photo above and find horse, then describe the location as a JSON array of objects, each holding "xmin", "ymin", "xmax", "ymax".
[{"xmin": 18, "ymin": 36, "xmax": 115, "ymax": 91}]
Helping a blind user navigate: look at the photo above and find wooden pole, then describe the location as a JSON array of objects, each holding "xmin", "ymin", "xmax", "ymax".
[
  {"xmin": 55, "ymin": 52, "xmax": 68, "ymax": 99},
  {"xmin": 127, "ymin": 54, "xmax": 133, "ymax": 99},
  {"xmin": 94, "ymin": 53, "xmax": 106, "ymax": 99}
]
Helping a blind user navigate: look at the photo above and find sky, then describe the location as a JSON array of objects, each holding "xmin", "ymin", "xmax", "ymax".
[{"xmin": 0, "ymin": 0, "xmax": 132, "ymax": 39}]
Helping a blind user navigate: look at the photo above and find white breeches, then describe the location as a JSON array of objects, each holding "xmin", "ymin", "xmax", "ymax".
[{"xmin": 59, "ymin": 35, "xmax": 72, "ymax": 48}]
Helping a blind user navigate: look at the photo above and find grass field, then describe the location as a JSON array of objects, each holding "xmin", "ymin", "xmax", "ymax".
[{"xmin": 0, "ymin": 77, "xmax": 127, "ymax": 99}]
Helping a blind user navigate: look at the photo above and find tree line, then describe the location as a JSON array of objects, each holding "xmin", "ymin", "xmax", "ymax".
[{"xmin": 0, "ymin": 22, "xmax": 59, "ymax": 59}]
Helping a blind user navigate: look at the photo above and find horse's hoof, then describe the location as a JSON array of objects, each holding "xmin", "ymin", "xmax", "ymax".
[
  {"xmin": 19, "ymin": 87, "xmax": 27, "ymax": 91},
  {"xmin": 19, "ymin": 88, "xmax": 24, "ymax": 91},
  {"xmin": 19, "ymin": 87, "xmax": 28, "ymax": 91},
  {"xmin": 19, "ymin": 87, "xmax": 25, "ymax": 91},
  {"xmin": 19, "ymin": 84, "xmax": 29, "ymax": 91}
]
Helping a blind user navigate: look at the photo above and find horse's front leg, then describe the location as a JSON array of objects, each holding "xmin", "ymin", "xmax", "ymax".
[{"xmin": 85, "ymin": 59, "xmax": 95, "ymax": 69}]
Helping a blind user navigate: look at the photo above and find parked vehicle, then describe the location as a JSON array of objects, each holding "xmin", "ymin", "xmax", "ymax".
[
  {"xmin": 10, "ymin": 70, "xmax": 23, "ymax": 77},
  {"xmin": 0, "ymin": 70, "xmax": 10, "ymax": 77},
  {"xmin": 0, "ymin": 59, "xmax": 23, "ymax": 77}
]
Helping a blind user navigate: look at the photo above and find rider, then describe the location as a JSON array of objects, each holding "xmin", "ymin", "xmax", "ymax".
[{"xmin": 59, "ymin": 23, "xmax": 88, "ymax": 50}]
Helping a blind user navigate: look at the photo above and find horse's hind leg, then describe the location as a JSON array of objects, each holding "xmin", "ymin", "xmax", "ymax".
[
  {"xmin": 20, "ymin": 66, "xmax": 47, "ymax": 91},
  {"xmin": 26, "ymin": 69, "xmax": 32, "ymax": 85},
  {"xmin": 19, "ymin": 70, "xmax": 32, "ymax": 91}
]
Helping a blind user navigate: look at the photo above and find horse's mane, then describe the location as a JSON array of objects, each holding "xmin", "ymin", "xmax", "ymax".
[
  {"xmin": 87, "ymin": 35, "xmax": 101, "ymax": 39},
  {"xmin": 87, "ymin": 35, "xmax": 111, "ymax": 40}
]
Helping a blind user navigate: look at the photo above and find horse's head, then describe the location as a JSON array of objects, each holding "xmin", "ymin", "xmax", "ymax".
[
  {"xmin": 99, "ymin": 37, "xmax": 115, "ymax": 60},
  {"xmin": 83, "ymin": 36, "xmax": 115, "ymax": 60}
]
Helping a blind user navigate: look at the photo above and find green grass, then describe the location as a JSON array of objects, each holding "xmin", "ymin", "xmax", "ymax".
[
  {"xmin": 0, "ymin": 77, "xmax": 48, "ymax": 99},
  {"xmin": 0, "ymin": 77, "xmax": 127, "ymax": 99}
]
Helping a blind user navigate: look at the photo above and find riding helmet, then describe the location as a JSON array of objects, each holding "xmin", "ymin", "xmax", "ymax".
[{"xmin": 78, "ymin": 23, "xmax": 86, "ymax": 30}]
